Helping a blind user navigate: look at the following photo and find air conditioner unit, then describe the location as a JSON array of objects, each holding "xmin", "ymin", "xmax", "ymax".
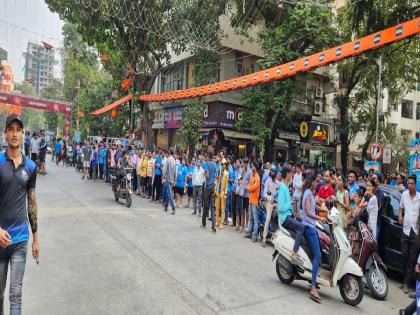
[
  {"xmin": 313, "ymin": 100, "xmax": 323, "ymax": 116},
  {"xmin": 315, "ymin": 87, "xmax": 324, "ymax": 98}
]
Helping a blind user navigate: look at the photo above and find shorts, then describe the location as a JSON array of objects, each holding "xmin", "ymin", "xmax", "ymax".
[
  {"xmin": 31, "ymin": 153, "xmax": 38, "ymax": 161},
  {"xmin": 39, "ymin": 151, "xmax": 46, "ymax": 163},
  {"xmin": 83, "ymin": 161, "xmax": 90, "ymax": 168},
  {"xmin": 187, "ymin": 186, "xmax": 193, "ymax": 197},
  {"xmin": 141, "ymin": 177, "xmax": 147, "ymax": 187},
  {"xmin": 236, "ymin": 195, "xmax": 244, "ymax": 214},
  {"xmin": 175, "ymin": 186, "xmax": 184, "ymax": 196}
]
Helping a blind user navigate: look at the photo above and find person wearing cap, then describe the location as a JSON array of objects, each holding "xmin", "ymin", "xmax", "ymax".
[
  {"xmin": 0, "ymin": 114, "xmax": 39, "ymax": 314},
  {"xmin": 215, "ymin": 158, "xmax": 229, "ymax": 229}
]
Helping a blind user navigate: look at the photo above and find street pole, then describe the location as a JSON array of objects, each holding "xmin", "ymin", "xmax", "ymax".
[{"xmin": 375, "ymin": 56, "xmax": 382, "ymax": 145}]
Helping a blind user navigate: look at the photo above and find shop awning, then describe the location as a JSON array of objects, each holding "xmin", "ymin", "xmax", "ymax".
[
  {"xmin": 199, "ymin": 128, "xmax": 256, "ymax": 140},
  {"xmin": 91, "ymin": 94, "xmax": 132, "ymax": 116},
  {"xmin": 274, "ymin": 138, "xmax": 289, "ymax": 148},
  {"xmin": 300, "ymin": 142, "xmax": 335, "ymax": 153}
]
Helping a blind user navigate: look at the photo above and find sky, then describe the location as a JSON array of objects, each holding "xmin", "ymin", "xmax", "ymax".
[{"xmin": 0, "ymin": 0, "xmax": 64, "ymax": 83}]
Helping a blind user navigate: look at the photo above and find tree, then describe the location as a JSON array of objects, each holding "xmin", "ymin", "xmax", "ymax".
[
  {"xmin": 46, "ymin": 0, "xmax": 229, "ymax": 146},
  {"xmin": 336, "ymin": 0, "xmax": 419, "ymax": 173},
  {"xmin": 14, "ymin": 82, "xmax": 46, "ymax": 132},
  {"xmin": 235, "ymin": 2, "xmax": 337, "ymax": 161},
  {"xmin": 41, "ymin": 79, "xmax": 64, "ymax": 131},
  {"xmin": 177, "ymin": 102, "xmax": 204, "ymax": 159}
]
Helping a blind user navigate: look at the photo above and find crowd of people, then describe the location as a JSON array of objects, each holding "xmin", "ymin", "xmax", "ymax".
[{"xmin": 52, "ymin": 140, "xmax": 419, "ymax": 307}]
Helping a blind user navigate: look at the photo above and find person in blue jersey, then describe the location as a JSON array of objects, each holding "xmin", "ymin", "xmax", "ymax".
[
  {"xmin": 186, "ymin": 159, "xmax": 195, "ymax": 209},
  {"xmin": 175, "ymin": 158, "xmax": 188, "ymax": 208},
  {"xmin": 0, "ymin": 114, "xmax": 39, "ymax": 315},
  {"xmin": 152, "ymin": 150, "xmax": 163, "ymax": 202}
]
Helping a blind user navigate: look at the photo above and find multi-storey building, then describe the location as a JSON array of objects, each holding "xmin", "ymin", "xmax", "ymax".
[
  {"xmin": 23, "ymin": 42, "xmax": 55, "ymax": 95},
  {"xmin": 0, "ymin": 47, "xmax": 7, "ymax": 63}
]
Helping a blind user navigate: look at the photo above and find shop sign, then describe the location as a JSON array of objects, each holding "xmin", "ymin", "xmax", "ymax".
[
  {"xmin": 364, "ymin": 160, "xmax": 380, "ymax": 173},
  {"xmin": 203, "ymin": 102, "xmax": 243, "ymax": 130},
  {"xmin": 164, "ymin": 107, "xmax": 183, "ymax": 129},
  {"xmin": 152, "ymin": 109, "xmax": 164, "ymax": 129},
  {"xmin": 309, "ymin": 121, "xmax": 329, "ymax": 145},
  {"xmin": 409, "ymin": 138, "xmax": 420, "ymax": 192}
]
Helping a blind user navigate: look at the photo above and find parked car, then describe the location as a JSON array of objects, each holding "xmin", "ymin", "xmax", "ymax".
[{"xmin": 357, "ymin": 183, "xmax": 403, "ymax": 274}]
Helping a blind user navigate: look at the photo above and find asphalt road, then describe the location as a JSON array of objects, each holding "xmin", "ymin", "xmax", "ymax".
[{"xmin": 13, "ymin": 159, "xmax": 411, "ymax": 314}]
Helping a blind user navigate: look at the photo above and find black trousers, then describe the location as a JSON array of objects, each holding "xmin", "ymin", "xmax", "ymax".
[
  {"xmin": 152, "ymin": 175, "xmax": 162, "ymax": 201},
  {"xmin": 231, "ymin": 192, "xmax": 237, "ymax": 226},
  {"xmin": 403, "ymin": 299, "xmax": 416, "ymax": 315},
  {"xmin": 203, "ymin": 187, "xmax": 215, "ymax": 229},
  {"xmin": 401, "ymin": 229, "xmax": 419, "ymax": 289}
]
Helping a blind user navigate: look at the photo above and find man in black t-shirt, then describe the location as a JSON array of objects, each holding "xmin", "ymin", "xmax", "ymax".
[{"xmin": 38, "ymin": 130, "xmax": 47, "ymax": 176}]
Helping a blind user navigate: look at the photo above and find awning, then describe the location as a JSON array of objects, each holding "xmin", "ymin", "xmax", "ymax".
[
  {"xmin": 91, "ymin": 94, "xmax": 132, "ymax": 116},
  {"xmin": 199, "ymin": 128, "xmax": 256, "ymax": 140},
  {"xmin": 274, "ymin": 138, "xmax": 289, "ymax": 148},
  {"xmin": 300, "ymin": 142, "xmax": 335, "ymax": 153}
]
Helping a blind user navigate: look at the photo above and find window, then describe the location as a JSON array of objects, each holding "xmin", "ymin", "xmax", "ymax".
[
  {"xmin": 235, "ymin": 52, "xmax": 244, "ymax": 76},
  {"xmin": 417, "ymin": 103, "xmax": 420, "ymax": 120},
  {"xmin": 401, "ymin": 100, "xmax": 413, "ymax": 119},
  {"xmin": 416, "ymin": 132, "xmax": 420, "ymax": 139},
  {"xmin": 161, "ymin": 64, "xmax": 185, "ymax": 93}
]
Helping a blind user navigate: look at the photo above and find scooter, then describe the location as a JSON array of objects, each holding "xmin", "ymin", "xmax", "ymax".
[
  {"xmin": 272, "ymin": 207, "xmax": 364, "ymax": 306},
  {"xmin": 349, "ymin": 214, "xmax": 388, "ymax": 300},
  {"xmin": 111, "ymin": 167, "xmax": 133, "ymax": 208}
]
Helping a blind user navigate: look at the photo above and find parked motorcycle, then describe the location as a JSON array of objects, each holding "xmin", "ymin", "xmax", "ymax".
[
  {"xmin": 272, "ymin": 207, "xmax": 364, "ymax": 306},
  {"xmin": 111, "ymin": 167, "xmax": 133, "ymax": 208},
  {"xmin": 349, "ymin": 213, "xmax": 388, "ymax": 300}
]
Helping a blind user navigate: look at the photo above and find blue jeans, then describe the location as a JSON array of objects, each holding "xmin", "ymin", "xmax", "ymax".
[
  {"xmin": 163, "ymin": 181, "xmax": 175, "ymax": 211},
  {"xmin": 247, "ymin": 204, "xmax": 259, "ymax": 240},
  {"xmin": 304, "ymin": 227, "xmax": 321, "ymax": 287},
  {"xmin": 225, "ymin": 191, "xmax": 232, "ymax": 220},
  {"xmin": 282, "ymin": 215, "xmax": 305, "ymax": 253},
  {"xmin": 0, "ymin": 241, "xmax": 28, "ymax": 315}
]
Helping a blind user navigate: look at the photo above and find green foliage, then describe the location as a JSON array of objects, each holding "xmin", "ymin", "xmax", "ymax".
[
  {"xmin": 41, "ymin": 79, "xmax": 64, "ymax": 131},
  {"xmin": 14, "ymin": 82, "xmax": 45, "ymax": 132},
  {"xmin": 335, "ymin": 0, "xmax": 419, "ymax": 172},
  {"xmin": 192, "ymin": 50, "xmax": 220, "ymax": 86},
  {"xmin": 177, "ymin": 102, "xmax": 204, "ymax": 155},
  {"xmin": 236, "ymin": 3, "xmax": 337, "ymax": 159}
]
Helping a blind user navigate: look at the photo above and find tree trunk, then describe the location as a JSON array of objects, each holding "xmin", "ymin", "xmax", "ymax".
[
  {"xmin": 361, "ymin": 131, "xmax": 374, "ymax": 160},
  {"xmin": 264, "ymin": 135, "xmax": 276, "ymax": 163},
  {"xmin": 338, "ymin": 95, "xmax": 350, "ymax": 174}
]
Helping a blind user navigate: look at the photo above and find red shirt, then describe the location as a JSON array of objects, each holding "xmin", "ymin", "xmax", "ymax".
[{"xmin": 318, "ymin": 184, "xmax": 334, "ymax": 200}]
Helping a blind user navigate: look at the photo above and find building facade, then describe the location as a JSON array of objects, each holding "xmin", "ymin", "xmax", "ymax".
[
  {"xmin": 23, "ymin": 42, "xmax": 55, "ymax": 95},
  {"xmin": 0, "ymin": 47, "xmax": 7, "ymax": 63}
]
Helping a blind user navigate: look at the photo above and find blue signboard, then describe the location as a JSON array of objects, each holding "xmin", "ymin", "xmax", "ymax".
[{"xmin": 409, "ymin": 139, "xmax": 420, "ymax": 192}]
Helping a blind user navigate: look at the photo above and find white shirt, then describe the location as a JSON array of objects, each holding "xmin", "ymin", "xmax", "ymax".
[
  {"xmin": 30, "ymin": 138, "xmax": 40, "ymax": 154},
  {"xmin": 264, "ymin": 177, "xmax": 280, "ymax": 202},
  {"xmin": 192, "ymin": 167, "xmax": 205, "ymax": 186},
  {"xmin": 367, "ymin": 195, "xmax": 378, "ymax": 240},
  {"xmin": 292, "ymin": 172, "xmax": 303, "ymax": 199},
  {"xmin": 400, "ymin": 190, "xmax": 420, "ymax": 236}
]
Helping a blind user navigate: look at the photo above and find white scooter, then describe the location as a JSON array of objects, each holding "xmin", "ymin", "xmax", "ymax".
[{"xmin": 271, "ymin": 208, "xmax": 364, "ymax": 306}]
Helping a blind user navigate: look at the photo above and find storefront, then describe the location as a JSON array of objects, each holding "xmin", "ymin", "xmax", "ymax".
[
  {"xmin": 151, "ymin": 105, "xmax": 183, "ymax": 149},
  {"xmin": 298, "ymin": 119, "xmax": 334, "ymax": 168}
]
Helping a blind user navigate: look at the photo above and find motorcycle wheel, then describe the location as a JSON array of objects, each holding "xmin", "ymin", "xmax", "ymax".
[
  {"xmin": 114, "ymin": 192, "xmax": 119, "ymax": 202},
  {"xmin": 366, "ymin": 266, "xmax": 388, "ymax": 300},
  {"xmin": 126, "ymin": 195, "xmax": 132, "ymax": 208},
  {"xmin": 275, "ymin": 256, "xmax": 295, "ymax": 284},
  {"xmin": 339, "ymin": 274, "xmax": 364, "ymax": 306}
]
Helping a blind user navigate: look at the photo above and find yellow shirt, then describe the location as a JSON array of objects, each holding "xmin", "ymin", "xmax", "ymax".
[{"xmin": 140, "ymin": 159, "xmax": 148, "ymax": 177}]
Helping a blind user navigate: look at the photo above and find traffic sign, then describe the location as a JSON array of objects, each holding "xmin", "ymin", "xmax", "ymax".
[
  {"xmin": 370, "ymin": 143, "xmax": 382, "ymax": 160},
  {"xmin": 383, "ymin": 147, "xmax": 391, "ymax": 164}
]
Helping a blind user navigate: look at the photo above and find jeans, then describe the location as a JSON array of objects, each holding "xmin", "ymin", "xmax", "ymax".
[
  {"xmin": 193, "ymin": 186, "xmax": 203, "ymax": 214},
  {"xmin": 137, "ymin": 176, "xmax": 142, "ymax": 194},
  {"xmin": 98, "ymin": 163, "xmax": 104, "ymax": 180},
  {"xmin": 401, "ymin": 229, "xmax": 419, "ymax": 289},
  {"xmin": 247, "ymin": 204, "xmax": 259, "ymax": 240},
  {"xmin": 163, "ymin": 181, "xmax": 175, "ymax": 211},
  {"xmin": 282, "ymin": 215, "xmax": 305, "ymax": 253},
  {"xmin": 0, "ymin": 242, "xmax": 27, "ymax": 315},
  {"xmin": 105, "ymin": 164, "xmax": 110, "ymax": 182},
  {"xmin": 231, "ymin": 192, "xmax": 237, "ymax": 226},
  {"xmin": 152, "ymin": 175, "xmax": 162, "ymax": 201},
  {"xmin": 305, "ymin": 227, "xmax": 321, "ymax": 287},
  {"xmin": 203, "ymin": 187, "xmax": 215, "ymax": 229},
  {"xmin": 225, "ymin": 191, "xmax": 232, "ymax": 221}
]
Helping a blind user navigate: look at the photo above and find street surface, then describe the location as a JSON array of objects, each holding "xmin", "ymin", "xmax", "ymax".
[{"xmin": 15, "ymin": 160, "xmax": 411, "ymax": 314}]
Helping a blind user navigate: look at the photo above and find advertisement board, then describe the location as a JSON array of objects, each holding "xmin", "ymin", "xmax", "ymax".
[
  {"xmin": 364, "ymin": 160, "xmax": 380, "ymax": 173},
  {"xmin": 408, "ymin": 138, "xmax": 420, "ymax": 192}
]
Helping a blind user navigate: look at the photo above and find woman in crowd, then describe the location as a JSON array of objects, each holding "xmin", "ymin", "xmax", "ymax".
[
  {"xmin": 335, "ymin": 174, "xmax": 350, "ymax": 231},
  {"xmin": 301, "ymin": 172, "xmax": 327, "ymax": 303}
]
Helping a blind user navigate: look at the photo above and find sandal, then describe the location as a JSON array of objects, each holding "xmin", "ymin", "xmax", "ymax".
[{"xmin": 310, "ymin": 293, "xmax": 321, "ymax": 303}]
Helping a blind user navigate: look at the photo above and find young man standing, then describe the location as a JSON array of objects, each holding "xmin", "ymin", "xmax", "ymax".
[
  {"xmin": 81, "ymin": 140, "xmax": 92, "ymax": 180},
  {"xmin": 244, "ymin": 162, "xmax": 260, "ymax": 242},
  {"xmin": 398, "ymin": 176, "xmax": 420, "ymax": 294},
  {"xmin": 215, "ymin": 159, "xmax": 229, "ymax": 229},
  {"xmin": 162, "ymin": 150, "xmax": 176, "ymax": 214},
  {"xmin": 202, "ymin": 154, "xmax": 217, "ymax": 232},
  {"xmin": 192, "ymin": 160, "xmax": 205, "ymax": 216},
  {"xmin": 0, "ymin": 114, "xmax": 39, "ymax": 314}
]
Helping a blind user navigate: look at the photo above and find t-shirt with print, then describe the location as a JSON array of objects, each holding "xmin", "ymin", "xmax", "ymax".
[{"xmin": 176, "ymin": 165, "xmax": 188, "ymax": 188}]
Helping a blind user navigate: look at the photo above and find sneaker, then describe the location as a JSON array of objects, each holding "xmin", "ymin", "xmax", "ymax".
[
  {"xmin": 212, "ymin": 228, "xmax": 216, "ymax": 233},
  {"xmin": 399, "ymin": 310, "xmax": 406, "ymax": 315},
  {"xmin": 244, "ymin": 234, "xmax": 251, "ymax": 239},
  {"xmin": 191, "ymin": 212, "xmax": 196, "ymax": 215},
  {"xmin": 164, "ymin": 208, "xmax": 168, "ymax": 212}
]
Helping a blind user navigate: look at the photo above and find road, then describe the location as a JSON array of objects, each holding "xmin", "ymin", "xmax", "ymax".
[{"xmin": 15, "ymin": 160, "xmax": 411, "ymax": 314}]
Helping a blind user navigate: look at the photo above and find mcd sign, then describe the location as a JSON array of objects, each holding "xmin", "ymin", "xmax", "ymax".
[{"xmin": 203, "ymin": 102, "xmax": 243, "ymax": 129}]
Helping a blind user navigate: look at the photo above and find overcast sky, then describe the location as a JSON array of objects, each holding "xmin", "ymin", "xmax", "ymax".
[{"xmin": 0, "ymin": 0, "xmax": 64, "ymax": 83}]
